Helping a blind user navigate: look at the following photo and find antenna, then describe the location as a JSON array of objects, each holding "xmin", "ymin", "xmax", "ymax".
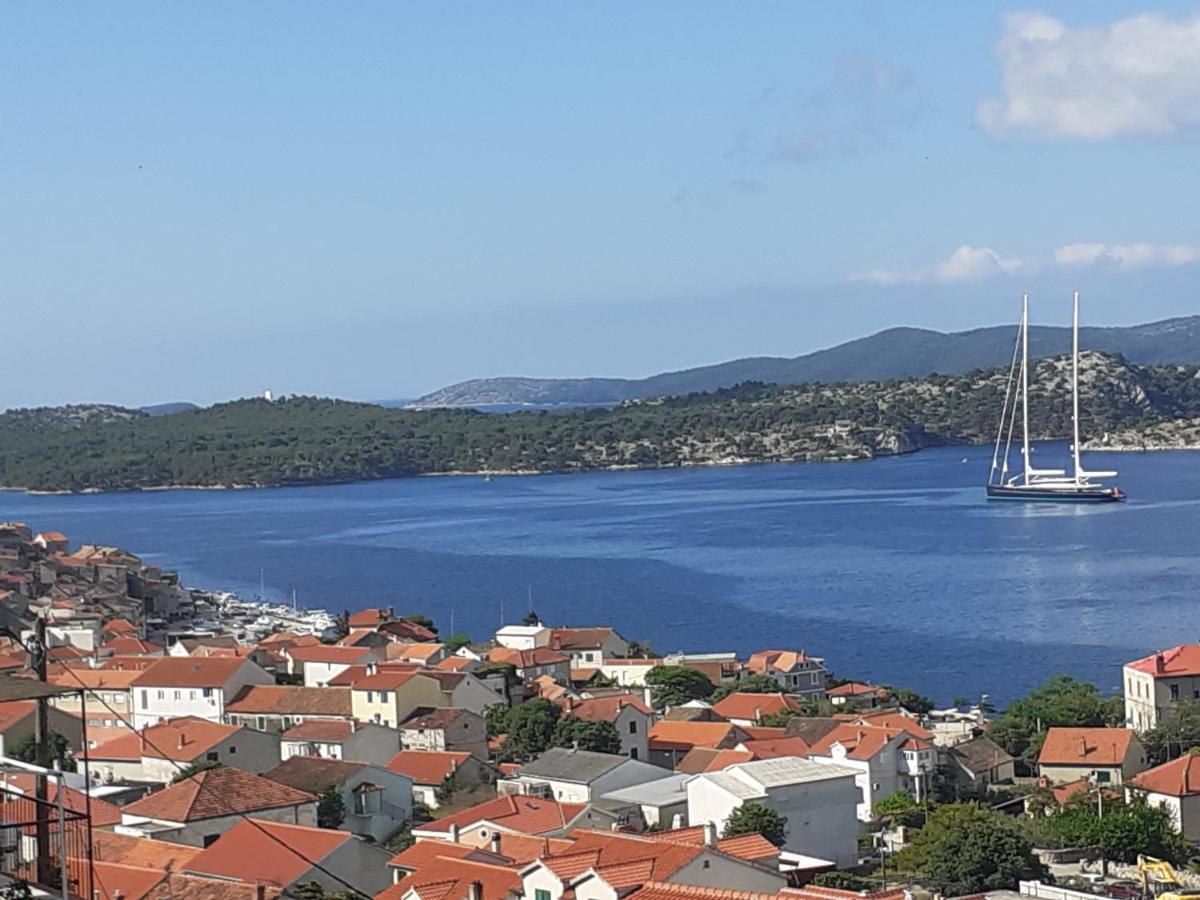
[
  {"xmin": 527, "ymin": 585, "xmax": 533, "ymax": 614},
  {"xmin": 500, "ymin": 596, "xmax": 505, "ymax": 627},
  {"xmin": 450, "ymin": 606, "xmax": 456, "ymax": 635}
]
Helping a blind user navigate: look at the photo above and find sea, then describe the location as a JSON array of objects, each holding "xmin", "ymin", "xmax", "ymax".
[{"xmin": 2, "ymin": 443, "xmax": 1197, "ymax": 707}]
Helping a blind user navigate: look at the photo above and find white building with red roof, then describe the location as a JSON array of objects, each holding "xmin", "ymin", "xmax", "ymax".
[
  {"xmin": 1125, "ymin": 644, "xmax": 1200, "ymax": 730},
  {"xmin": 129, "ymin": 656, "xmax": 273, "ymax": 729},
  {"xmin": 1129, "ymin": 754, "xmax": 1200, "ymax": 840}
]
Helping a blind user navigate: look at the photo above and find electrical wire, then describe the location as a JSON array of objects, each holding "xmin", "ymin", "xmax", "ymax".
[{"xmin": 57, "ymin": 664, "xmax": 373, "ymax": 898}]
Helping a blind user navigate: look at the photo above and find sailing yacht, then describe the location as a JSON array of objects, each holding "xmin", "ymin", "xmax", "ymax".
[{"xmin": 986, "ymin": 292, "xmax": 1124, "ymax": 503}]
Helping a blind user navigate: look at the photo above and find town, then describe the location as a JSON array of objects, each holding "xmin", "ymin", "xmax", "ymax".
[{"xmin": 0, "ymin": 521, "xmax": 1198, "ymax": 900}]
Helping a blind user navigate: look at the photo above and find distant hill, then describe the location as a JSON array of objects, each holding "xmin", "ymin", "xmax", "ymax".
[
  {"xmin": 408, "ymin": 316, "xmax": 1200, "ymax": 408},
  {"xmin": 140, "ymin": 402, "xmax": 200, "ymax": 416}
]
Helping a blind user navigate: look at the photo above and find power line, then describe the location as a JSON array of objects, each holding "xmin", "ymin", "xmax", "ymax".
[{"xmin": 57, "ymin": 664, "xmax": 372, "ymax": 898}]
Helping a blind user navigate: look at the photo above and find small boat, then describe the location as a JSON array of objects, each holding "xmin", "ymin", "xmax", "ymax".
[{"xmin": 986, "ymin": 292, "xmax": 1124, "ymax": 503}]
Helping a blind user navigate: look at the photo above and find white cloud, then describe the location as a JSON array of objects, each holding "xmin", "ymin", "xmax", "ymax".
[
  {"xmin": 853, "ymin": 241, "xmax": 1200, "ymax": 285},
  {"xmin": 850, "ymin": 245, "xmax": 1026, "ymax": 286},
  {"xmin": 978, "ymin": 11, "xmax": 1200, "ymax": 139},
  {"xmin": 1055, "ymin": 242, "xmax": 1199, "ymax": 269}
]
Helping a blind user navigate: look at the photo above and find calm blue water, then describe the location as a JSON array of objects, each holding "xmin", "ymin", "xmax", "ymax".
[{"xmin": 2, "ymin": 444, "xmax": 1197, "ymax": 705}]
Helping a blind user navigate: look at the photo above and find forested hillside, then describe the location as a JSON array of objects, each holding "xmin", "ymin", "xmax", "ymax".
[{"xmin": 2, "ymin": 352, "xmax": 1198, "ymax": 492}]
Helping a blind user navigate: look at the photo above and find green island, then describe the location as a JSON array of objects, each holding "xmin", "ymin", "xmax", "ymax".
[{"xmin": 3, "ymin": 351, "xmax": 1200, "ymax": 493}]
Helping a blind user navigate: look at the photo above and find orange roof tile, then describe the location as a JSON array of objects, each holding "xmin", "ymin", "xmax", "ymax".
[
  {"xmin": 184, "ymin": 818, "xmax": 351, "ymax": 887},
  {"xmin": 281, "ymin": 719, "xmax": 353, "ymax": 742},
  {"xmin": 288, "ymin": 645, "xmax": 378, "ymax": 664},
  {"xmin": 1132, "ymin": 755, "xmax": 1200, "ymax": 796},
  {"xmin": 418, "ymin": 794, "xmax": 586, "ymax": 836},
  {"xmin": 711, "ymin": 693, "xmax": 802, "ymax": 722},
  {"xmin": 1128, "ymin": 645, "xmax": 1200, "ymax": 678},
  {"xmin": 808, "ymin": 723, "xmax": 906, "ymax": 761},
  {"xmin": 647, "ymin": 826, "xmax": 780, "ymax": 864},
  {"xmin": 746, "ymin": 649, "xmax": 817, "ymax": 676},
  {"xmin": 102, "ymin": 636, "xmax": 163, "ymax": 656},
  {"xmin": 1038, "ymin": 727, "xmax": 1136, "ymax": 767},
  {"xmin": 563, "ymin": 694, "xmax": 653, "ymax": 722},
  {"xmin": 387, "ymin": 750, "xmax": 474, "ymax": 785},
  {"xmin": 124, "ymin": 767, "xmax": 314, "ymax": 821},
  {"xmin": 740, "ymin": 737, "xmax": 812, "ymax": 760},
  {"xmin": 130, "ymin": 656, "xmax": 251, "ymax": 688},
  {"xmin": 138, "ymin": 717, "xmax": 241, "ymax": 762},
  {"xmin": 225, "ymin": 684, "xmax": 353, "ymax": 716},
  {"xmin": 675, "ymin": 747, "xmax": 755, "ymax": 774},
  {"xmin": 648, "ymin": 721, "xmax": 744, "ymax": 752},
  {"xmin": 382, "ymin": 855, "xmax": 521, "ymax": 900},
  {"xmin": 87, "ymin": 830, "xmax": 203, "ymax": 871}
]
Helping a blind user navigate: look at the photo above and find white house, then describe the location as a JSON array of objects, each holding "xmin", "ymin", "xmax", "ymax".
[
  {"xmin": 807, "ymin": 721, "xmax": 938, "ymax": 819},
  {"xmin": 280, "ymin": 720, "xmax": 400, "ymax": 766},
  {"xmin": 266, "ymin": 756, "xmax": 414, "ymax": 844},
  {"xmin": 1125, "ymin": 645, "xmax": 1200, "ymax": 731},
  {"xmin": 548, "ymin": 627, "xmax": 630, "ymax": 667},
  {"xmin": 1129, "ymin": 754, "xmax": 1200, "ymax": 841},
  {"xmin": 130, "ymin": 656, "xmax": 274, "ymax": 729},
  {"xmin": 494, "ymin": 624, "xmax": 551, "ymax": 651},
  {"xmin": 288, "ymin": 645, "xmax": 382, "ymax": 688},
  {"xmin": 499, "ymin": 747, "xmax": 672, "ymax": 803},
  {"xmin": 686, "ymin": 757, "xmax": 861, "ymax": 868}
]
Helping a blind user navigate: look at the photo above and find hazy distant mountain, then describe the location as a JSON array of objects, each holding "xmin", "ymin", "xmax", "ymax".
[
  {"xmin": 408, "ymin": 315, "xmax": 1200, "ymax": 408},
  {"xmin": 140, "ymin": 402, "xmax": 200, "ymax": 416}
]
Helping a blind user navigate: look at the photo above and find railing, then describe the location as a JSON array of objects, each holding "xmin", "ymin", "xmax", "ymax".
[{"xmin": 0, "ymin": 768, "xmax": 93, "ymax": 900}]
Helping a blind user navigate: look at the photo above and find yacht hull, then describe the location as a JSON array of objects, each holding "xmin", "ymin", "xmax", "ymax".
[{"xmin": 986, "ymin": 484, "xmax": 1124, "ymax": 503}]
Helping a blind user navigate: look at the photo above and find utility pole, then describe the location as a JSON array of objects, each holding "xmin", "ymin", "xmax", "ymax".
[{"xmin": 32, "ymin": 615, "xmax": 54, "ymax": 887}]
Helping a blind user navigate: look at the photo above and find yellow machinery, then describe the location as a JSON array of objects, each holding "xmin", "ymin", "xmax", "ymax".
[{"xmin": 1137, "ymin": 855, "xmax": 1200, "ymax": 900}]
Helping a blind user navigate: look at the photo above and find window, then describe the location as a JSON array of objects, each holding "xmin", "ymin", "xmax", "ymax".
[
  {"xmin": 366, "ymin": 691, "xmax": 374, "ymax": 703},
  {"xmin": 257, "ymin": 716, "xmax": 266, "ymax": 731},
  {"xmin": 140, "ymin": 691, "xmax": 148, "ymax": 710},
  {"xmin": 189, "ymin": 690, "xmax": 197, "ymax": 700},
  {"xmin": 379, "ymin": 692, "xmax": 389, "ymax": 703},
  {"xmin": 536, "ymin": 890, "xmax": 552, "ymax": 900},
  {"xmin": 202, "ymin": 688, "xmax": 213, "ymax": 698},
  {"xmin": 174, "ymin": 690, "xmax": 181, "ymax": 701},
  {"xmin": 630, "ymin": 747, "xmax": 639, "ymax": 760},
  {"xmin": 1095, "ymin": 770, "xmax": 1111, "ymax": 783},
  {"xmin": 628, "ymin": 721, "xmax": 637, "ymax": 734},
  {"xmin": 229, "ymin": 745, "xmax": 237, "ymax": 755},
  {"xmin": 206, "ymin": 751, "xmax": 218, "ymax": 762},
  {"xmin": 1171, "ymin": 684, "xmax": 1181, "ymax": 701},
  {"xmin": 157, "ymin": 690, "xmax": 164, "ymax": 700},
  {"xmin": 354, "ymin": 786, "xmax": 383, "ymax": 816}
]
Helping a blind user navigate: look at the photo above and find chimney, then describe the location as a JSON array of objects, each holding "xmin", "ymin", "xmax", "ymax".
[
  {"xmin": 468, "ymin": 881, "xmax": 483, "ymax": 900},
  {"xmin": 754, "ymin": 706, "xmax": 761, "ymax": 723},
  {"xmin": 367, "ymin": 662, "xmax": 378, "ymax": 676},
  {"xmin": 490, "ymin": 832, "xmax": 502, "ymax": 854},
  {"xmin": 1079, "ymin": 737, "xmax": 1088, "ymax": 758},
  {"xmin": 449, "ymin": 823, "xmax": 460, "ymax": 843},
  {"xmin": 349, "ymin": 719, "xmax": 357, "ymax": 733},
  {"xmin": 703, "ymin": 822, "xmax": 718, "ymax": 848},
  {"xmin": 1156, "ymin": 653, "xmax": 1166, "ymax": 675}
]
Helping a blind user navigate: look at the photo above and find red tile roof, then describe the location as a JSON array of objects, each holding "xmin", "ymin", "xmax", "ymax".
[
  {"xmin": 1128, "ymin": 645, "xmax": 1200, "ymax": 678},
  {"xmin": 808, "ymin": 724, "xmax": 906, "ymax": 761},
  {"xmin": 1132, "ymin": 755, "xmax": 1200, "ymax": 796},
  {"xmin": 843, "ymin": 711, "xmax": 933, "ymax": 740},
  {"xmin": 490, "ymin": 646, "xmax": 570, "ymax": 669},
  {"xmin": 1039, "ymin": 727, "xmax": 1136, "ymax": 767},
  {"xmin": 739, "ymin": 737, "xmax": 812, "ymax": 760},
  {"xmin": 827, "ymin": 681, "xmax": 880, "ymax": 697},
  {"xmin": 91, "ymin": 717, "xmax": 242, "ymax": 763},
  {"xmin": 647, "ymin": 826, "xmax": 780, "ymax": 864},
  {"xmin": 288, "ymin": 645, "xmax": 378, "ymax": 664},
  {"xmin": 349, "ymin": 608, "xmax": 389, "ymax": 628},
  {"xmin": 102, "ymin": 618, "xmax": 139, "ymax": 635},
  {"xmin": 675, "ymin": 748, "xmax": 755, "ymax": 774},
  {"xmin": 123, "ymin": 766, "xmax": 314, "ymax": 821},
  {"xmin": 0, "ymin": 699, "xmax": 37, "ymax": 733},
  {"xmin": 353, "ymin": 669, "xmax": 423, "ymax": 691},
  {"xmin": 3, "ymin": 774, "xmax": 122, "ymax": 827},
  {"xmin": 130, "ymin": 656, "xmax": 252, "ymax": 688},
  {"xmin": 387, "ymin": 750, "xmax": 473, "ymax": 785},
  {"xmin": 225, "ymin": 685, "xmax": 353, "ymax": 717},
  {"xmin": 281, "ymin": 719, "xmax": 353, "ymax": 742},
  {"xmin": 184, "ymin": 818, "xmax": 351, "ymax": 887},
  {"xmin": 417, "ymin": 794, "xmax": 586, "ymax": 836},
  {"xmin": 711, "ymin": 693, "xmax": 802, "ymax": 722},
  {"xmin": 746, "ymin": 650, "xmax": 818, "ymax": 675},
  {"xmin": 648, "ymin": 721, "xmax": 745, "ymax": 752},
  {"xmin": 550, "ymin": 628, "xmax": 616, "ymax": 651},
  {"xmin": 378, "ymin": 855, "xmax": 521, "ymax": 900},
  {"xmin": 563, "ymin": 694, "xmax": 653, "ymax": 722},
  {"xmin": 103, "ymin": 636, "xmax": 163, "ymax": 656}
]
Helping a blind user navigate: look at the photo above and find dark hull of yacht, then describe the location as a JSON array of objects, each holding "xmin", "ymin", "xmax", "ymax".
[{"xmin": 986, "ymin": 484, "xmax": 1124, "ymax": 503}]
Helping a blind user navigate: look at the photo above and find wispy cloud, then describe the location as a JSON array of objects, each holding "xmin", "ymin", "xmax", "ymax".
[
  {"xmin": 978, "ymin": 11, "xmax": 1200, "ymax": 140},
  {"xmin": 1055, "ymin": 242, "xmax": 1200, "ymax": 269},
  {"xmin": 850, "ymin": 246, "xmax": 1026, "ymax": 286},
  {"xmin": 852, "ymin": 241, "xmax": 1200, "ymax": 285}
]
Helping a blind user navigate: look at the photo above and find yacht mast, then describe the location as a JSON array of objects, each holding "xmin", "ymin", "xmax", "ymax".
[
  {"xmin": 1072, "ymin": 290, "xmax": 1081, "ymax": 483},
  {"xmin": 1021, "ymin": 293, "xmax": 1031, "ymax": 486}
]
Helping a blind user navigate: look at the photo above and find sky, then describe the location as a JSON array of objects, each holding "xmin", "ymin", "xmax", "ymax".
[{"xmin": 3, "ymin": 2, "xmax": 1200, "ymax": 407}]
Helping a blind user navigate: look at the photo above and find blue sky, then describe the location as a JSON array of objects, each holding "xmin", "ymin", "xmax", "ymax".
[{"xmin": 3, "ymin": 2, "xmax": 1200, "ymax": 406}]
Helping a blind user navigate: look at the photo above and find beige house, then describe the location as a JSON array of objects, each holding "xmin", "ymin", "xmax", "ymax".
[
  {"xmin": 1125, "ymin": 645, "xmax": 1200, "ymax": 731},
  {"xmin": 351, "ymin": 668, "xmax": 447, "ymax": 728},
  {"xmin": 48, "ymin": 668, "xmax": 142, "ymax": 728},
  {"xmin": 1038, "ymin": 727, "xmax": 1147, "ymax": 785}
]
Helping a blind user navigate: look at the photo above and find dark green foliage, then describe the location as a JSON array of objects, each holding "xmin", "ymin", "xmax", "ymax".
[
  {"xmin": 552, "ymin": 717, "xmax": 622, "ymax": 754},
  {"xmin": 522, "ymin": 611, "xmax": 541, "ymax": 626},
  {"xmin": 757, "ymin": 710, "xmax": 798, "ymax": 728},
  {"xmin": 812, "ymin": 872, "xmax": 876, "ymax": 891},
  {"xmin": 485, "ymin": 703, "xmax": 512, "ymax": 738},
  {"xmin": 626, "ymin": 640, "xmax": 656, "ymax": 659},
  {"xmin": 1023, "ymin": 792, "xmax": 1190, "ymax": 864},
  {"xmin": 4, "ymin": 354, "xmax": 1199, "ymax": 492},
  {"xmin": 332, "ymin": 610, "xmax": 350, "ymax": 641},
  {"xmin": 170, "ymin": 759, "xmax": 222, "ymax": 783},
  {"xmin": 9, "ymin": 731, "xmax": 74, "ymax": 771},
  {"xmin": 317, "ymin": 785, "xmax": 346, "ymax": 829},
  {"xmin": 1142, "ymin": 702, "xmax": 1200, "ymax": 765},
  {"xmin": 988, "ymin": 675, "xmax": 1123, "ymax": 763},
  {"xmin": 442, "ymin": 633, "xmax": 471, "ymax": 654},
  {"xmin": 644, "ymin": 666, "xmax": 715, "ymax": 709},
  {"xmin": 401, "ymin": 614, "xmax": 437, "ymax": 634},
  {"xmin": 385, "ymin": 830, "xmax": 417, "ymax": 854},
  {"xmin": 722, "ymin": 801, "xmax": 787, "ymax": 847},
  {"xmin": 275, "ymin": 671, "xmax": 304, "ymax": 686},
  {"xmin": 894, "ymin": 803, "xmax": 1046, "ymax": 894},
  {"xmin": 874, "ymin": 789, "xmax": 921, "ymax": 817},
  {"xmin": 884, "ymin": 686, "xmax": 935, "ymax": 715},
  {"xmin": 498, "ymin": 699, "xmax": 559, "ymax": 761}
]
